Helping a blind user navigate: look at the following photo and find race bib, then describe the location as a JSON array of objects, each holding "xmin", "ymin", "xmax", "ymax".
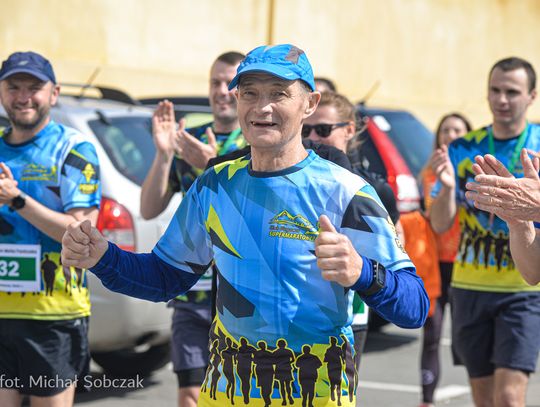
[{"xmin": 0, "ymin": 244, "xmax": 41, "ymax": 292}]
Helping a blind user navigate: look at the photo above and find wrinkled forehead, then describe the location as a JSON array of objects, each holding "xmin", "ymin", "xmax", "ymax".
[{"xmin": 238, "ymin": 73, "xmax": 295, "ymax": 89}]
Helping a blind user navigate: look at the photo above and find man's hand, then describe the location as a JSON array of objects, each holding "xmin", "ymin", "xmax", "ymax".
[
  {"xmin": 61, "ymin": 219, "xmax": 109, "ymax": 269},
  {"xmin": 0, "ymin": 162, "xmax": 20, "ymax": 205},
  {"xmin": 314, "ymin": 215, "xmax": 363, "ymax": 287},
  {"xmin": 430, "ymin": 145, "xmax": 455, "ymax": 189},
  {"xmin": 465, "ymin": 149, "xmax": 540, "ymax": 224},
  {"xmin": 152, "ymin": 100, "xmax": 180, "ymax": 157},
  {"xmin": 177, "ymin": 122, "xmax": 218, "ymax": 170}
]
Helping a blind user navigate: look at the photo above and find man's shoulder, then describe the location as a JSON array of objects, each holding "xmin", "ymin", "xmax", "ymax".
[
  {"xmin": 311, "ymin": 154, "xmax": 366, "ymax": 188},
  {"xmin": 47, "ymin": 120, "xmax": 88, "ymax": 144},
  {"xmin": 197, "ymin": 154, "xmax": 251, "ymax": 188}
]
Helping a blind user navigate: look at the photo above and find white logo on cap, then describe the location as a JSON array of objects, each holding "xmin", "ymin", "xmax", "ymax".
[{"xmin": 18, "ymin": 61, "xmax": 29, "ymax": 66}]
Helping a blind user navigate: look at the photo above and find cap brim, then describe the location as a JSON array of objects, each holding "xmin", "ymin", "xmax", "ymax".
[
  {"xmin": 228, "ymin": 63, "xmax": 305, "ymax": 90},
  {"xmin": 0, "ymin": 68, "xmax": 53, "ymax": 83}
]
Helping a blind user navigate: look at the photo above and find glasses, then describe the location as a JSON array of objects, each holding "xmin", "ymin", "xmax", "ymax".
[{"xmin": 301, "ymin": 122, "xmax": 349, "ymax": 138}]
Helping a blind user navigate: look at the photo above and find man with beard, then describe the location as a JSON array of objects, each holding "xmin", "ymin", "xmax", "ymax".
[
  {"xmin": 0, "ymin": 52, "xmax": 101, "ymax": 407},
  {"xmin": 140, "ymin": 51, "xmax": 245, "ymax": 407}
]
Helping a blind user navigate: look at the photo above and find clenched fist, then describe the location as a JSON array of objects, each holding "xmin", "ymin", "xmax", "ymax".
[{"xmin": 61, "ymin": 219, "xmax": 108, "ymax": 269}]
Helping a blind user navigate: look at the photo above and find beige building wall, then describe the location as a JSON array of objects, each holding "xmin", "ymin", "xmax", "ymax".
[{"xmin": 1, "ymin": 0, "xmax": 539, "ymax": 130}]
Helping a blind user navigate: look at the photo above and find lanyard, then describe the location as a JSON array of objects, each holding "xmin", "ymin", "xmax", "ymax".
[
  {"xmin": 487, "ymin": 124, "xmax": 529, "ymax": 173},
  {"xmin": 219, "ymin": 127, "xmax": 243, "ymax": 154}
]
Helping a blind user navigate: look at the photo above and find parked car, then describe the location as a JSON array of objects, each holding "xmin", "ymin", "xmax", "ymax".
[
  {"xmin": 351, "ymin": 106, "xmax": 435, "ymax": 213},
  {"xmin": 0, "ymin": 85, "xmax": 182, "ymax": 376}
]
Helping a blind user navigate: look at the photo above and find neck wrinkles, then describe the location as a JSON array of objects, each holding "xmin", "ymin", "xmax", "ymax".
[{"xmin": 250, "ymin": 141, "xmax": 308, "ymax": 172}]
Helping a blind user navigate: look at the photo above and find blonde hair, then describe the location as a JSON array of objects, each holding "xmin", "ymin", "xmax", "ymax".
[{"xmin": 317, "ymin": 91, "xmax": 355, "ymax": 122}]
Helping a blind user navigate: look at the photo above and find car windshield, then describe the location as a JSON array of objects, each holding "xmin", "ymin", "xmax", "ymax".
[
  {"xmin": 89, "ymin": 115, "xmax": 155, "ymax": 186},
  {"xmin": 366, "ymin": 110, "xmax": 434, "ymax": 178}
]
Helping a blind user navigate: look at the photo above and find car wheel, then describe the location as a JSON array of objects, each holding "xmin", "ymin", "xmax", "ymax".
[{"xmin": 91, "ymin": 343, "xmax": 170, "ymax": 377}]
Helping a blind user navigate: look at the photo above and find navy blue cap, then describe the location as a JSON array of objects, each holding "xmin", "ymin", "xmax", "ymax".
[
  {"xmin": 0, "ymin": 51, "xmax": 56, "ymax": 84},
  {"xmin": 228, "ymin": 44, "xmax": 315, "ymax": 91}
]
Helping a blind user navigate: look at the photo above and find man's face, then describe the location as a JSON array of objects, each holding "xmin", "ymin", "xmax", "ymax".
[
  {"xmin": 488, "ymin": 67, "xmax": 536, "ymax": 127},
  {"xmin": 0, "ymin": 73, "xmax": 59, "ymax": 131},
  {"xmin": 235, "ymin": 74, "xmax": 318, "ymax": 150},
  {"xmin": 209, "ymin": 60, "xmax": 239, "ymax": 126}
]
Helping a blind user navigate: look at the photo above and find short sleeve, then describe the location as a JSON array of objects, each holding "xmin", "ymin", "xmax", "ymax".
[{"xmin": 61, "ymin": 141, "xmax": 101, "ymax": 211}]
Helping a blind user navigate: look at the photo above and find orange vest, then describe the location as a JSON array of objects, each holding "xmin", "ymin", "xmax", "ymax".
[
  {"xmin": 422, "ymin": 167, "xmax": 461, "ymax": 262},
  {"xmin": 401, "ymin": 211, "xmax": 441, "ymax": 316}
]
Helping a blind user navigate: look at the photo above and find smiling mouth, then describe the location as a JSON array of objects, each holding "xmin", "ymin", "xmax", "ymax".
[{"xmin": 250, "ymin": 121, "xmax": 277, "ymax": 128}]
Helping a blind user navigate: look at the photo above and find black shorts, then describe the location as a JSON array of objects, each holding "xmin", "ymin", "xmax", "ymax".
[
  {"xmin": 451, "ymin": 288, "xmax": 540, "ymax": 378},
  {"xmin": 170, "ymin": 300, "xmax": 212, "ymax": 388},
  {"xmin": 0, "ymin": 318, "xmax": 90, "ymax": 396}
]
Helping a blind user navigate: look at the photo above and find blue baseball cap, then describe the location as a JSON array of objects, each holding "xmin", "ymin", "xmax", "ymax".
[
  {"xmin": 0, "ymin": 51, "xmax": 56, "ymax": 84},
  {"xmin": 228, "ymin": 44, "xmax": 315, "ymax": 91}
]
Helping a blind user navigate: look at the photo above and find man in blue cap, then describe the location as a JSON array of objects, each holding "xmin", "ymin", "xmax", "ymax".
[
  {"xmin": 0, "ymin": 51, "xmax": 101, "ymax": 407},
  {"xmin": 62, "ymin": 44, "xmax": 428, "ymax": 406}
]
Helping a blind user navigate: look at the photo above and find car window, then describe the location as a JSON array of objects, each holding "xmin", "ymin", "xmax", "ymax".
[
  {"xmin": 88, "ymin": 115, "xmax": 155, "ymax": 186},
  {"xmin": 368, "ymin": 111, "xmax": 434, "ymax": 178}
]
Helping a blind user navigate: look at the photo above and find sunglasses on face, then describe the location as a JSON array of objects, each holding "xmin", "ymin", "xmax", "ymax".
[{"xmin": 301, "ymin": 122, "xmax": 349, "ymax": 138}]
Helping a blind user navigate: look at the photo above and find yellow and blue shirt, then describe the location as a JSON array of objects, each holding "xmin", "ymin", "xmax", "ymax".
[
  {"xmin": 433, "ymin": 124, "xmax": 540, "ymax": 292},
  {"xmin": 0, "ymin": 120, "xmax": 101, "ymax": 319}
]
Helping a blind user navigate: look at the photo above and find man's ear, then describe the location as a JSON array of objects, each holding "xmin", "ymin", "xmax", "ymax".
[
  {"xmin": 50, "ymin": 84, "xmax": 60, "ymax": 106},
  {"xmin": 303, "ymin": 91, "xmax": 321, "ymax": 119},
  {"xmin": 529, "ymin": 88, "xmax": 537, "ymax": 106}
]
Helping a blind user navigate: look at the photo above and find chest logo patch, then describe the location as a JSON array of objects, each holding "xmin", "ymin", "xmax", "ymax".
[
  {"xmin": 269, "ymin": 210, "xmax": 318, "ymax": 241},
  {"xmin": 21, "ymin": 163, "xmax": 57, "ymax": 182}
]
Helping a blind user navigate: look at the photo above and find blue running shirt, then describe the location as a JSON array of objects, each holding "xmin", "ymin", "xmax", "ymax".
[
  {"xmin": 432, "ymin": 124, "xmax": 540, "ymax": 292},
  {"xmin": 0, "ymin": 121, "xmax": 101, "ymax": 319},
  {"xmin": 154, "ymin": 150, "xmax": 420, "ymax": 406}
]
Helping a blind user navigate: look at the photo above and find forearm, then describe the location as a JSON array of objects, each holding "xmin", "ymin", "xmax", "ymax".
[
  {"xmin": 360, "ymin": 266, "xmax": 429, "ymax": 329},
  {"xmin": 17, "ymin": 196, "xmax": 98, "ymax": 243},
  {"xmin": 509, "ymin": 221, "xmax": 540, "ymax": 285},
  {"xmin": 430, "ymin": 186, "xmax": 456, "ymax": 233},
  {"xmin": 140, "ymin": 152, "xmax": 175, "ymax": 219},
  {"xmin": 90, "ymin": 242, "xmax": 201, "ymax": 302}
]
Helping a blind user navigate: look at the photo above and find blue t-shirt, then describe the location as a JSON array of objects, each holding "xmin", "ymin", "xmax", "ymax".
[
  {"xmin": 0, "ymin": 120, "xmax": 101, "ymax": 319},
  {"xmin": 151, "ymin": 150, "xmax": 425, "ymax": 406},
  {"xmin": 432, "ymin": 124, "xmax": 540, "ymax": 292}
]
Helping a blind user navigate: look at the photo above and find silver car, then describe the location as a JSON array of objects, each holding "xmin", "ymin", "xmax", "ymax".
[{"xmin": 0, "ymin": 86, "xmax": 184, "ymax": 376}]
